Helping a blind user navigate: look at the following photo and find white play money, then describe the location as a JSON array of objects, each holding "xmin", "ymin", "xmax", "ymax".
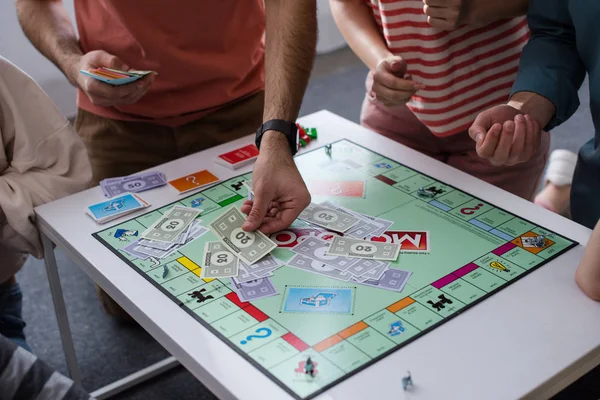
[
  {"xmin": 292, "ymin": 236, "xmax": 359, "ymax": 271},
  {"xmin": 141, "ymin": 206, "xmax": 201, "ymax": 243},
  {"xmin": 298, "ymin": 203, "xmax": 359, "ymax": 232},
  {"xmin": 201, "ymin": 241, "xmax": 239, "ymax": 278},
  {"xmin": 327, "ymin": 236, "xmax": 400, "ymax": 261},
  {"xmin": 320, "ymin": 201, "xmax": 384, "ymax": 238},
  {"xmin": 233, "ymin": 263, "xmax": 274, "ymax": 284},
  {"xmin": 361, "ymin": 215, "xmax": 393, "ymax": 237},
  {"xmin": 287, "ymin": 254, "xmax": 352, "ymax": 281},
  {"xmin": 230, "ymin": 277, "xmax": 278, "ymax": 301},
  {"xmin": 209, "ymin": 207, "xmax": 277, "ymax": 265},
  {"xmin": 238, "ymin": 254, "xmax": 281, "ymax": 274},
  {"xmin": 352, "ymin": 269, "xmax": 411, "ymax": 292},
  {"xmin": 138, "ymin": 219, "xmax": 199, "ymax": 250},
  {"xmin": 361, "ymin": 261, "xmax": 389, "ymax": 280}
]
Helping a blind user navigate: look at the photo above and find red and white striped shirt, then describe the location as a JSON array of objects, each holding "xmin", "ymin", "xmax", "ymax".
[{"xmin": 366, "ymin": 0, "xmax": 529, "ymax": 137}]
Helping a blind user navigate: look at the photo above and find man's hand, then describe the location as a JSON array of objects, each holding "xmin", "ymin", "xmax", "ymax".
[
  {"xmin": 241, "ymin": 132, "xmax": 311, "ymax": 234},
  {"xmin": 371, "ymin": 56, "xmax": 425, "ymax": 106},
  {"xmin": 423, "ymin": 0, "xmax": 468, "ymax": 30},
  {"xmin": 469, "ymin": 105, "xmax": 542, "ymax": 166},
  {"xmin": 70, "ymin": 50, "xmax": 154, "ymax": 107}
]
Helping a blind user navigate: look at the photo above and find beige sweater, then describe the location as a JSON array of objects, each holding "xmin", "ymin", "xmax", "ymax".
[{"xmin": 0, "ymin": 57, "xmax": 91, "ymax": 281}]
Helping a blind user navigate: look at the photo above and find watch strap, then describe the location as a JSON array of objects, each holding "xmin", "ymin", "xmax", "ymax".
[{"xmin": 255, "ymin": 119, "xmax": 298, "ymax": 156}]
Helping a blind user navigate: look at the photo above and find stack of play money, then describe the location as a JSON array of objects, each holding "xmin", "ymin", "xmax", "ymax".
[
  {"xmin": 100, "ymin": 170, "xmax": 167, "ymax": 198},
  {"xmin": 207, "ymin": 207, "xmax": 280, "ymax": 300},
  {"xmin": 289, "ymin": 236, "xmax": 410, "ymax": 293},
  {"xmin": 298, "ymin": 202, "xmax": 393, "ymax": 239},
  {"xmin": 122, "ymin": 206, "xmax": 207, "ymax": 260},
  {"xmin": 319, "ymin": 201, "xmax": 392, "ymax": 239}
]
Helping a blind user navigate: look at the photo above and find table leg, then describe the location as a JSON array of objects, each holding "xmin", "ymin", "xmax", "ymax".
[
  {"xmin": 90, "ymin": 356, "xmax": 180, "ymax": 399},
  {"xmin": 42, "ymin": 233, "xmax": 83, "ymax": 385}
]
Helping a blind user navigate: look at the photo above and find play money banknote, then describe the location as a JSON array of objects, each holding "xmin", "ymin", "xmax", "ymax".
[
  {"xmin": 327, "ymin": 236, "xmax": 400, "ymax": 261},
  {"xmin": 209, "ymin": 207, "xmax": 277, "ymax": 265},
  {"xmin": 201, "ymin": 241, "xmax": 239, "ymax": 278},
  {"xmin": 141, "ymin": 206, "xmax": 201, "ymax": 243},
  {"xmin": 298, "ymin": 203, "xmax": 359, "ymax": 232}
]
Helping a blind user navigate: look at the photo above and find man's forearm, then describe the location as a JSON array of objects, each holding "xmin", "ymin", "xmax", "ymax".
[
  {"xmin": 262, "ymin": 0, "xmax": 317, "ymax": 132},
  {"xmin": 16, "ymin": 0, "xmax": 82, "ymax": 85},
  {"xmin": 466, "ymin": 0, "xmax": 528, "ymax": 24},
  {"xmin": 508, "ymin": 91, "xmax": 556, "ymax": 129}
]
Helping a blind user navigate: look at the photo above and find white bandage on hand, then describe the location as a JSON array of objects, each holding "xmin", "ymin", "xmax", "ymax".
[{"xmin": 544, "ymin": 149, "xmax": 578, "ymax": 187}]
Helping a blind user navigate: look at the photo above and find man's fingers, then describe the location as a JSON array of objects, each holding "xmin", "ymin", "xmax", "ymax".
[
  {"xmin": 242, "ymin": 189, "xmax": 271, "ymax": 232},
  {"xmin": 491, "ymin": 120, "xmax": 514, "ymax": 165},
  {"xmin": 85, "ymin": 74, "xmax": 154, "ymax": 106},
  {"xmin": 85, "ymin": 80, "xmax": 135, "ymax": 99},
  {"xmin": 469, "ymin": 112, "xmax": 493, "ymax": 142},
  {"xmin": 240, "ymin": 202, "xmax": 253, "ymax": 215},
  {"xmin": 257, "ymin": 208, "xmax": 300, "ymax": 235},
  {"xmin": 95, "ymin": 52, "xmax": 130, "ymax": 71},
  {"xmin": 477, "ymin": 123, "xmax": 502, "ymax": 158},
  {"xmin": 529, "ymin": 118, "xmax": 542, "ymax": 160},
  {"xmin": 520, "ymin": 115, "xmax": 537, "ymax": 162},
  {"xmin": 508, "ymin": 114, "xmax": 526, "ymax": 165},
  {"xmin": 120, "ymin": 78, "xmax": 154, "ymax": 104}
]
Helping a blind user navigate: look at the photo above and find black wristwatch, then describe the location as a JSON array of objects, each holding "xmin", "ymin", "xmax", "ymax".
[{"xmin": 255, "ymin": 119, "xmax": 298, "ymax": 156}]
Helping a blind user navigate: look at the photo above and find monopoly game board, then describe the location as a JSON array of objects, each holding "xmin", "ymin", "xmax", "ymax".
[{"xmin": 94, "ymin": 140, "xmax": 577, "ymax": 399}]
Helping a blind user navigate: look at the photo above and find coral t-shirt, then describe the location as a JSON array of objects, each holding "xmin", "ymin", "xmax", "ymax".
[
  {"xmin": 366, "ymin": 0, "xmax": 529, "ymax": 137},
  {"xmin": 75, "ymin": 0, "xmax": 265, "ymax": 126}
]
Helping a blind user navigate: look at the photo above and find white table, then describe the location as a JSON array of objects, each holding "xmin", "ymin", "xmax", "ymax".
[{"xmin": 36, "ymin": 110, "xmax": 600, "ymax": 400}]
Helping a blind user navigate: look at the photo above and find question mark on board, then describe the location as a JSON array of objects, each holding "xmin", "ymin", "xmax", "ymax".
[
  {"xmin": 186, "ymin": 175, "xmax": 199, "ymax": 186},
  {"xmin": 330, "ymin": 183, "xmax": 343, "ymax": 195},
  {"xmin": 460, "ymin": 203, "xmax": 483, "ymax": 215},
  {"xmin": 240, "ymin": 327, "xmax": 272, "ymax": 345}
]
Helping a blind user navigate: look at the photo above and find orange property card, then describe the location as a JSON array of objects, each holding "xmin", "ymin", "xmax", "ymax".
[{"xmin": 169, "ymin": 170, "xmax": 220, "ymax": 193}]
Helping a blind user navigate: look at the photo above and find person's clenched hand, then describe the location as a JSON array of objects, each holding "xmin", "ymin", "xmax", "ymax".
[{"xmin": 370, "ymin": 56, "xmax": 424, "ymax": 106}]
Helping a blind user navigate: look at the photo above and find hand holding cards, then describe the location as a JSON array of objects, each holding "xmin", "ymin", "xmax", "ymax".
[{"xmin": 80, "ymin": 67, "xmax": 155, "ymax": 86}]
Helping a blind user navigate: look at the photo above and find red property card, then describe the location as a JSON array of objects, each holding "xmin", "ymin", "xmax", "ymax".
[
  {"xmin": 310, "ymin": 180, "xmax": 366, "ymax": 198},
  {"xmin": 216, "ymin": 144, "xmax": 259, "ymax": 169}
]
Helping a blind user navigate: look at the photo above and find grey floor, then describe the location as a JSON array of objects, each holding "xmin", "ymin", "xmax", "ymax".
[{"xmin": 17, "ymin": 48, "xmax": 597, "ymax": 399}]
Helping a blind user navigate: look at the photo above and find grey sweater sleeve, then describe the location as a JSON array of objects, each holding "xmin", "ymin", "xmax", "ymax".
[{"xmin": 0, "ymin": 334, "xmax": 94, "ymax": 400}]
